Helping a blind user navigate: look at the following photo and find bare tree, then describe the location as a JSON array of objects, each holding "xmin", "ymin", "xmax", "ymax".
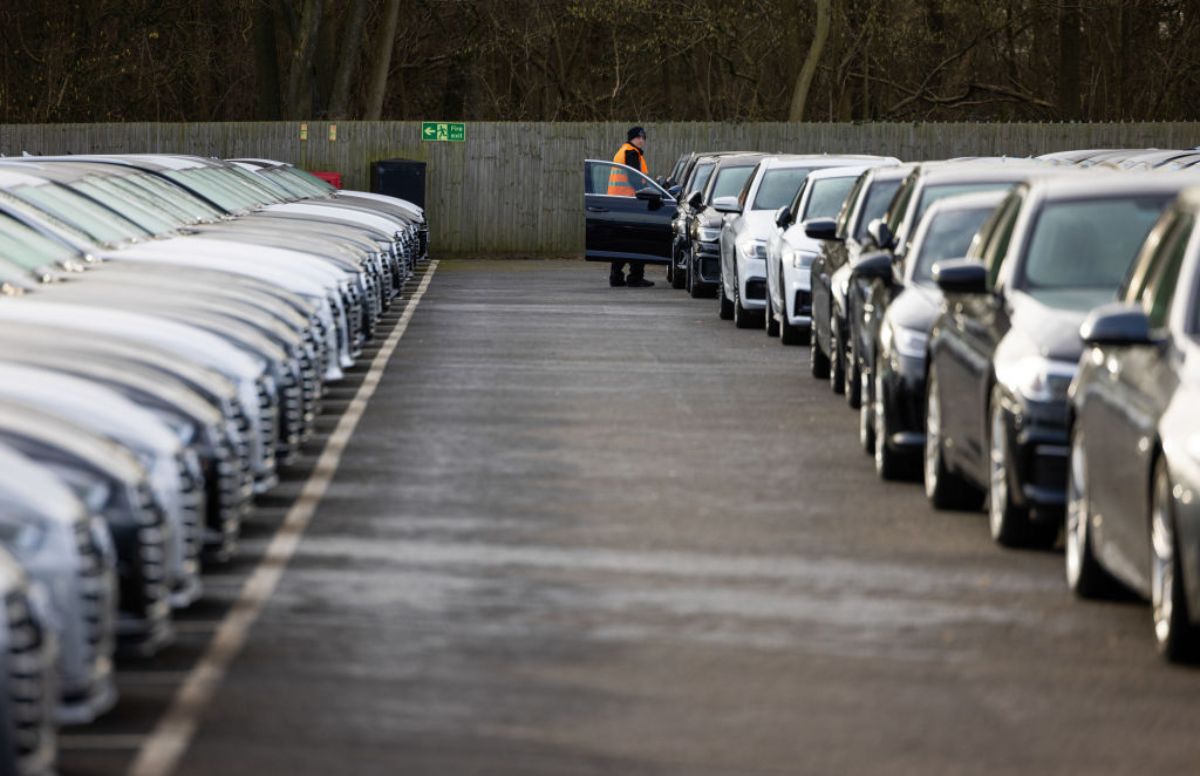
[{"xmin": 789, "ymin": 0, "xmax": 831, "ymax": 121}]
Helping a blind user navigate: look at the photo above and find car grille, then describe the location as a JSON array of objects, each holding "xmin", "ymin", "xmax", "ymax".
[
  {"xmin": 256, "ymin": 378, "xmax": 278, "ymax": 473},
  {"xmin": 133, "ymin": 486, "xmax": 170, "ymax": 625},
  {"xmin": 277, "ymin": 366, "xmax": 303, "ymax": 461},
  {"xmin": 74, "ymin": 520, "xmax": 114, "ymax": 678},
  {"xmin": 6, "ymin": 591, "xmax": 53, "ymax": 767},
  {"xmin": 177, "ymin": 455, "xmax": 204, "ymax": 570}
]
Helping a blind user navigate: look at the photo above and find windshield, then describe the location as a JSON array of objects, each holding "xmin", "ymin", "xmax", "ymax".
[
  {"xmin": 709, "ymin": 165, "xmax": 755, "ymax": 203},
  {"xmin": 752, "ymin": 167, "xmax": 815, "ymax": 210},
  {"xmin": 1019, "ymin": 195, "xmax": 1171, "ymax": 297},
  {"xmin": 0, "ymin": 214, "xmax": 77, "ymax": 270},
  {"xmin": 853, "ymin": 178, "xmax": 901, "ymax": 241},
  {"xmin": 916, "ymin": 182, "xmax": 1015, "ymax": 224},
  {"xmin": 73, "ymin": 179, "xmax": 178, "ymax": 235},
  {"xmin": 802, "ymin": 176, "xmax": 857, "ymax": 221},
  {"xmin": 688, "ymin": 163, "xmax": 714, "ymax": 196},
  {"xmin": 10, "ymin": 183, "xmax": 150, "ymax": 244},
  {"xmin": 911, "ymin": 206, "xmax": 996, "ymax": 284}
]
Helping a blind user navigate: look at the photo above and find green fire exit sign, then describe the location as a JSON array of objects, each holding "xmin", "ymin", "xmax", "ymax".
[{"xmin": 421, "ymin": 122, "xmax": 466, "ymax": 142}]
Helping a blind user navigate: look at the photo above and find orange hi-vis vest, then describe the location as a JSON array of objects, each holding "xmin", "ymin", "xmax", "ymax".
[{"xmin": 607, "ymin": 142, "xmax": 649, "ymax": 196}]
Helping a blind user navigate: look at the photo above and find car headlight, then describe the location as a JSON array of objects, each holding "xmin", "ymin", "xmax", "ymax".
[
  {"xmin": 789, "ymin": 250, "xmax": 817, "ymax": 270},
  {"xmin": 881, "ymin": 322, "xmax": 928, "ymax": 360},
  {"xmin": 996, "ymin": 356, "xmax": 1077, "ymax": 403},
  {"xmin": 10, "ymin": 521, "xmax": 47, "ymax": 556},
  {"xmin": 739, "ymin": 240, "xmax": 767, "ymax": 261}
]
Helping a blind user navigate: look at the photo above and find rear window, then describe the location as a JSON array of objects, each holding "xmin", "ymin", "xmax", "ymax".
[
  {"xmin": 709, "ymin": 165, "xmax": 755, "ymax": 202},
  {"xmin": 1019, "ymin": 195, "xmax": 1172, "ymax": 296},
  {"xmin": 752, "ymin": 168, "xmax": 815, "ymax": 210},
  {"xmin": 911, "ymin": 207, "xmax": 995, "ymax": 284},
  {"xmin": 802, "ymin": 176, "xmax": 857, "ymax": 221},
  {"xmin": 916, "ymin": 182, "xmax": 1014, "ymax": 223}
]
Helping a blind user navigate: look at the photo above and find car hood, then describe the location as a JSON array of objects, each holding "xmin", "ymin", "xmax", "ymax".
[
  {"xmin": 736, "ymin": 210, "xmax": 779, "ymax": 241},
  {"xmin": 0, "ymin": 446, "xmax": 86, "ymax": 526},
  {"xmin": 1009, "ymin": 289, "xmax": 1110, "ymax": 362}
]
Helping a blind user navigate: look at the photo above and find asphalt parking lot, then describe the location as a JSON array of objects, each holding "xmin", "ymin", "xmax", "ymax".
[{"xmin": 63, "ymin": 258, "xmax": 1200, "ymax": 775}]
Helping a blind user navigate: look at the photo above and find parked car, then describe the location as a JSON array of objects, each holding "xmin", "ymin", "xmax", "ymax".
[
  {"xmin": 924, "ymin": 173, "xmax": 1191, "ymax": 548},
  {"xmin": 836, "ymin": 162, "xmax": 1047, "ymax": 408},
  {"xmin": 808, "ymin": 165, "xmax": 913, "ymax": 388},
  {"xmin": 668, "ymin": 152, "xmax": 741, "ymax": 290},
  {"xmin": 0, "ymin": 446, "xmax": 117, "ymax": 725},
  {"xmin": 719, "ymin": 155, "xmax": 899, "ymax": 329},
  {"xmin": 851, "ymin": 190, "xmax": 1006, "ymax": 478},
  {"xmin": 682, "ymin": 154, "xmax": 765, "ymax": 299},
  {"xmin": 1067, "ymin": 184, "xmax": 1200, "ymax": 660},
  {"xmin": 582, "ymin": 158, "xmax": 677, "ymax": 272},
  {"xmin": 765, "ymin": 162, "xmax": 898, "ymax": 344}
]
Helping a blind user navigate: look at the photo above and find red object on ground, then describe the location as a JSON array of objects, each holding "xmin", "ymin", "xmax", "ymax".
[{"xmin": 310, "ymin": 170, "xmax": 342, "ymax": 189}]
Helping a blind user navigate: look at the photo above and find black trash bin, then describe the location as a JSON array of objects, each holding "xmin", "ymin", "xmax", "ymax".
[{"xmin": 370, "ymin": 158, "xmax": 426, "ymax": 209}]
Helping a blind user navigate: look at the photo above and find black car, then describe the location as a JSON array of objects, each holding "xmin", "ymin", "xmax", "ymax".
[
  {"xmin": 808, "ymin": 165, "xmax": 911, "ymax": 390},
  {"xmin": 839, "ymin": 162, "xmax": 1047, "ymax": 410},
  {"xmin": 583, "ymin": 158, "xmax": 678, "ymax": 269},
  {"xmin": 681, "ymin": 154, "xmax": 764, "ymax": 298},
  {"xmin": 923, "ymin": 173, "xmax": 1187, "ymax": 548},
  {"xmin": 1066, "ymin": 185, "xmax": 1200, "ymax": 661},
  {"xmin": 669, "ymin": 153, "xmax": 727, "ymax": 290},
  {"xmin": 852, "ymin": 190, "xmax": 1006, "ymax": 479}
]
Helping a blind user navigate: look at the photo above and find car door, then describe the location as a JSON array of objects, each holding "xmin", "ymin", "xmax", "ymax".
[
  {"xmin": 583, "ymin": 160, "xmax": 676, "ymax": 264},
  {"xmin": 1088, "ymin": 212, "xmax": 1191, "ymax": 589}
]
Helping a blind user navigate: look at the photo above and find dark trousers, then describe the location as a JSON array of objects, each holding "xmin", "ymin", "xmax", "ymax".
[{"xmin": 609, "ymin": 261, "xmax": 644, "ymax": 280}]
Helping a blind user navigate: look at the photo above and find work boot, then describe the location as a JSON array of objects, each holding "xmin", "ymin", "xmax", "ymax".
[
  {"xmin": 626, "ymin": 277, "xmax": 655, "ymax": 288},
  {"xmin": 609, "ymin": 273, "xmax": 626, "ymax": 287}
]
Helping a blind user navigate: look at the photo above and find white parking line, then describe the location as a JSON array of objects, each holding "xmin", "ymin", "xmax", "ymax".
[{"xmin": 127, "ymin": 262, "xmax": 440, "ymax": 776}]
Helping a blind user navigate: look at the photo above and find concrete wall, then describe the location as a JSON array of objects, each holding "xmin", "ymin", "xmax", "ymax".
[{"xmin": 2, "ymin": 121, "xmax": 1198, "ymax": 256}]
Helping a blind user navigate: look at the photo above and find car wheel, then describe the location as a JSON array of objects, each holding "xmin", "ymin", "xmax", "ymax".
[
  {"xmin": 809, "ymin": 320, "xmax": 830, "ymax": 378},
  {"xmin": 874, "ymin": 367, "xmax": 908, "ymax": 480},
  {"xmin": 846, "ymin": 321, "xmax": 862, "ymax": 409},
  {"xmin": 829, "ymin": 312, "xmax": 845, "ymax": 394},
  {"xmin": 733, "ymin": 275, "xmax": 759, "ymax": 329},
  {"xmin": 924, "ymin": 366, "xmax": 984, "ymax": 510},
  {"xmin": 780, "ymin": 312, "xmax": 804, "ymax": 346},
  {"xmin": 1066, "ymin": 427, "xmax": 1118, "ymax": 598},
  {"xmin": 672, "ymin": 248, "xmax": 687, "ymax": 290},
  {"xmin": 859, "ymin": 364, "xmax": 874, "ymax": 454},
  {"xmin": 665, "ymin": 253, "xmax": 674, "ymax": 284},
  {"xmin": 1152, "ymin": 460, "xmax": 1200, "ymax": 662},
  {"xmin": 765, "ymin": 293, "xmax": 780, "ymax": 337},
  {"xmin": 718, "ymin": 275, "xmax": 734, "ymax": 319},
  {"xmin": 988, "ymin": 388, "xmax": 1055, "ymax": 547}
]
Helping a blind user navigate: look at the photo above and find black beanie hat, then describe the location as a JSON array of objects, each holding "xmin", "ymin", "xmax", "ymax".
[{"xmin": 627, "ymin": 126, "xmax": 646, "ymax": 142}]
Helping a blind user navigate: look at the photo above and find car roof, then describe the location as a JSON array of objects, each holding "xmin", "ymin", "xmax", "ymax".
[
  {"xmin": 909, "ymin": 161, "xmax": 1059, "ymax": 185},
  {"xmin": 922, "ymin": 189, "xmax": 1009, "ymax": 215},
  {"xmin": 804, "ymin": 163, "xmax": 892, "ymax": 182},
  {"xmin": 1026, "ymin": 171, "xmax": 1200, "ymax": 200}
]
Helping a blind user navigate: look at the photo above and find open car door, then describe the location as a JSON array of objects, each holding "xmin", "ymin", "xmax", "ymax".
[{"xmin": 583, "ymin": 160, "xmax": 676, "ymax": 264}]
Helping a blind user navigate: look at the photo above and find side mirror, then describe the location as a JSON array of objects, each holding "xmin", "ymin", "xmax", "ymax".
[
  {"xmin": 667, "ymin": 184, "xmax": 682, "ymax": 199},
  {"xmin": 852, "ymin": 251, "xmax": 894, "ymax": 284},
  {"xmin": 1080, "ymin": 303, "xmax": 1156, "ymax": 346},
  {"xmin": 712, "ymin": 196, "xmax": 742, "ymax": 214},
  {"xmin": 932, "ymin": 259, "xmax": 988, "ymax": 295},
  {"xmin": 867, "ymin": 218, "xmax": 894, "ymax": 250},
  {"xmin": 635, "ymin": 187, "xmax": 664, "ymax": 206},
  {"xmin": 687, "ymin": 190, "xmax": 704, "ymax": 209},
  {"xmin": 775, "ymin": 206, "xmax": 793, "ymax": 229},
  {"xmin": 803, "ymin": 217, "xmax": 838, "ymax": 241}
]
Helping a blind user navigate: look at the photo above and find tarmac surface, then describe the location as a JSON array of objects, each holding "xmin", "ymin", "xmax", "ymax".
[{"xmin": 61, "ymin": 259, "xmax": 1200, "ymax": 775}]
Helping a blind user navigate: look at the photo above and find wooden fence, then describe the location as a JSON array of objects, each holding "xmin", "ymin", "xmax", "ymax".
[{"xmin": 1, "ymin": 121, "xmax": 1198, "ymax": 256}]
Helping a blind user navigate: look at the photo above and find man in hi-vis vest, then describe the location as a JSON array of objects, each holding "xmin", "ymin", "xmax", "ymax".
[{"xmin": 606, "ymin": 126, "xmax": 654, "ymax": 287}]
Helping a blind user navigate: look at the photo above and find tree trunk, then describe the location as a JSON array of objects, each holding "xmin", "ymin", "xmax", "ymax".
[
  {"xmin": 1057, "ymin": 0, "xmax": 1081, "ymax": 120},
  {"xmin": 283, "ymin": 0, "xmax": 324, "ymax": 119},
  {"xmin": 253, "ymin": 2, "xmax": 282, "ymax": 120},
  {"xmin": 364, "ymin": 0, "xmax": 401, "ymax": 120},
  {"xmin": 788, "ymin": 0, "xmax": 832, "ymax": 122},
  {"xmin": 328, "ymin": 0, "xmax": 370, "ymax": 118}
]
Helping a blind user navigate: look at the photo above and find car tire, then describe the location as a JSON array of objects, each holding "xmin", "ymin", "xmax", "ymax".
[
  {"xmin": 874, "ymin": 367, "xmax": 910, "ymax": 480},
  {"xmin": 829, "ymin": 312, "xmax": 845, "ymax": 394},
  {"xmin": 733, "ymin": 276, "xmax": 759, "ymax": 329},
  {"xmin": 1066, "ymin": 427, "xmax": 1119, "ymax": 598},
  {"xmin": 809, "ymin": 321, "xmax": 830, "ymax": 379},
  {"xmin": 924, "ymin": 366, "xmax": 985, "ymax": 510},
  {"xmin": 859, "ymin": 364, "xmax": 874, "ymax": 454},
  {"xmin": 765, "ymin": 294, "xmax": 780, "ymax": 337},
  {"xmin": 780, "ymin": 313, "xmax": 805, "ymax": 346},
  {"xmin": 718, "ymin": 276, "xmax": 735, "ymax": 319},
  {"xmin": 1152, "ymin": 460, "xmax": 1200, "ymax": 663},
  {"xmin": 687, "ymin": 253, "xmax": 704, "ymax": 299},
  {"xmin": 846, "ymin": 320, "xmax": 862, "ymax": 409},
  {"xmin": 988, "ymin": 388, "xmax": 1056, "ymax": 548},
  {"xmin": 672, "ymin": 248, "xmax": 687, "ymax": 290},
  {"xmin": 666, "ymin": 254, "xmax": 674, "ymax": 285}
]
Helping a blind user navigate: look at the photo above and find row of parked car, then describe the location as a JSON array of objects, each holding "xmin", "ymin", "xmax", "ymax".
[
  {"xmin": 0, "ymin": 153, "xmax": 427, "ymax": 775},
  {"xmin": 584, "ymin": 145, "xmax": 1200, "ymax": 666}
]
